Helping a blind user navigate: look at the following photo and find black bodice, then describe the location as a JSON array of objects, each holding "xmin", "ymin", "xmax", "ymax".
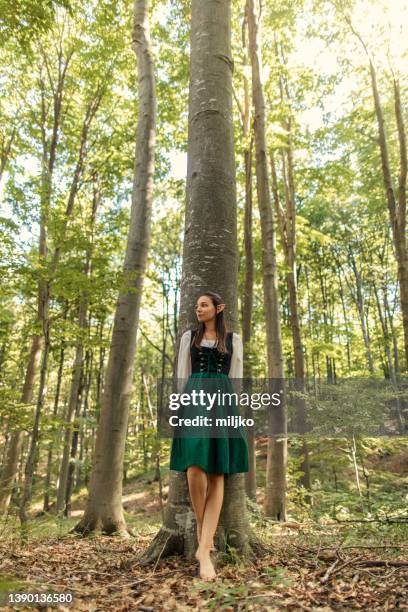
[{"xmin": 190, "ymin": 329, "xmax": 233, "ymax": 375}]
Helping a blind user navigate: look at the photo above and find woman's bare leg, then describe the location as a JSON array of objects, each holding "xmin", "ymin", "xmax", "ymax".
[
  {"xmin": 195, "ymin": 474, "xmax": 224, "ymax": 580},
  {"xmin": 186, "ymin": 468, "xmax": 216, "ymax": 549},
  {"xmin": 187, "ymin": 465, "xmax": 207, "ymax": 543}
]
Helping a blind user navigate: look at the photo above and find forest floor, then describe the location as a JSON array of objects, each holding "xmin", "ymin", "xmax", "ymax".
[{"xmin": 1, "ymin": 449, "xmax": 408, "ymax": 610}]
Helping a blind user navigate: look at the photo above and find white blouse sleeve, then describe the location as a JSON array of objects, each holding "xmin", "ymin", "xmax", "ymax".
[
  {"xmin": 229, "ymin": 333, "xmax": 243, "ymax": 378},
  {"xmin": 177, "ymin": 330, "xmax": 192, "ymax": 392}
]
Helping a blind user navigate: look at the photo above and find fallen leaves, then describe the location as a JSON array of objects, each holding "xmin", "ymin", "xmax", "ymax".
[{"xmin": 0, "ymin": 532, "xmax": 407, "ymax": 610}]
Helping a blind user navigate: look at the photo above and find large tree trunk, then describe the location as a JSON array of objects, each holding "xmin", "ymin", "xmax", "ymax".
[
  {"xmin": 246, "ymin": 0, "xmax": 287, "ymax": 520},
  {"xmin": 73, "ymin": 0, "xmax": 156, "ymax": 536},
  {"xmin": 141, "ymin": 0, "xmax": 262, "ymax": 564}
]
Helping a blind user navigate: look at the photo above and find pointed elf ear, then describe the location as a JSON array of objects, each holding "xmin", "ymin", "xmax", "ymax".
[{"xmin": 217, "ymin": 304, "xmax": 225, "ymax": 313}]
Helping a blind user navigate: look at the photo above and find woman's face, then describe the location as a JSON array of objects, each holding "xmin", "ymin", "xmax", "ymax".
[{"xmin": 195, "ymin": 295, "xmax": 217, "ymax": 323}]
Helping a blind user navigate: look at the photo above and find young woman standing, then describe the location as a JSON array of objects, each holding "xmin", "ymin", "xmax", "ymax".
[{"xmin": 170, "ymin": 291, "xmax": 249, "ymax": 580}]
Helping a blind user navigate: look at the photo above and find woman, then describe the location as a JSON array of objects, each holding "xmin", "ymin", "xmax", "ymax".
[{"xmin": 170, "ymin": 291, "xmax": 249, "ymax": 580}]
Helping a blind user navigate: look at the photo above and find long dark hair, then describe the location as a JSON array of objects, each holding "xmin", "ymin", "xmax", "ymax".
[{"xmin": 192, "ymin": 291, "xmax": 230, "ymax": 354}]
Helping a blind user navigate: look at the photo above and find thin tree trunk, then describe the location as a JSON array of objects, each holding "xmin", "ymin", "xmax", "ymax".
[
  {"xmin": 95, "ymin": 319, "xmax": 106, "ymax": 409},
  {"xmin": 65, "ymin": 364, "xmax": 85, "ymax": 517},
  {"xmin": 73, "ymin": 0, "xmax": 156, "ymax": 536},
  {"xmin": 337, "ymin": 270, "xmax": 352, "ymax": 372},
  {"xmin": 0, "ymin": 336, "xmax": 42, "ymax": 514},
  {"xmin": 350, "ymin": 436, "xmax": 362, "ymax": 498},
  {"xmin": 347, "ymin": 250, "xmax": 374, "ymax": 374},
  {"xmin": 237, "ymin": 15, "xmax": 256, "ymax": 501},
  {"xmin": 0, "ymin": 50, "xmax": 72, "ymax": 513},
  {"xmin": 0, "ymin": 125, "xmax": 17, "ymax": 183},
  {"xmin": 243, "ymin": 135, "xmax": 256, "ymax": 501},
  {"xmin": 19, "ymin": 89, "xmax": 103, "ymax": 525},
  {"xmin": 392, "ymin": 77, "xmax": 408, "ymax": 370},
  {"xmin": 373, "ymin": 280, "xmax": 405, "ymax": 429},
  {"xmin": 318, "ymin": 269, "xmax": 333, "ymax": 383},
  {"xmin": 347, "ymin": 17, "xmax": 408, "ymax": 368},
  {"xmin": 19, "ymin": 321, "xmax": 51, "ymax": 526},
  {"xmin": 77, "ymin": 348, "xmax": 93, "ymax": 488},
  {"xmin": 43, "ymin": 314, "xmax": 67, "ymax": 513},
  {"xmin": 367, "ymin": 63, "xmax": 408, "ymax": 368},
  {"xmin": 304, "ymin": 267, "xmax": 317, "ymax": 390},
  {"xmin": 56, "ymin": 183, "xmax": 100, "ymax": 514},
  {"xmin": 271, "ymin": 130, "xmax": 311, "ymax": 499},
  {"xmin": 384, "ymin": 282, "xmax": 400, "ymax": 378},
  {"xmin": 246, "ymin": 0, "xmax": 287, "ymax": 520},
  {"xmin": 373, "ymin": 281, "xmax": 394, "ymax": 379}
]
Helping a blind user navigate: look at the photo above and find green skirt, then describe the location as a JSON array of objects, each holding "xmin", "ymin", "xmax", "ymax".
[{"xmin": 169, "ymin": 372, "xmax": 249, "ymax": 475}]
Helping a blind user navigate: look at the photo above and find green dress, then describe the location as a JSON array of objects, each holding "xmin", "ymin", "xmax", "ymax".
[{"xmin": 169, "ymin": 330, "xmax": 249, "ymax": 475}]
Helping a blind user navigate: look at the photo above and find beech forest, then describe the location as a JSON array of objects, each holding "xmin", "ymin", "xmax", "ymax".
[{"xmin": 0, "ymin": 0, "xmax": 408, "ymax": 609}]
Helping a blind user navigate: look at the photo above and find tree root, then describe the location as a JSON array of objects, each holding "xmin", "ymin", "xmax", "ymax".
[
  {"xmin": 247, "ymin": 532, "xmax": 270, "ymax": 558},
  {"xmin": 139, "ymin": 525, "xmax": 268, "ymax": 566},
  {"xmin": 71, "ymin": 516, "xmax": 134, "ymax": 538},
  {"xmin": 138, "ymin": 528, "xmax": 184, "ymax": 566}
]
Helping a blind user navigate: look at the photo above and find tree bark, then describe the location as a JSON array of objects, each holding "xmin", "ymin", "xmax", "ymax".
[
  {"xmin": 336, "ymin": 269, "xmax": 352, "ymax": 372},
  {"xmin": 76, "ymin": 348, "xmax": 93, "ymax": 489},
  {"xmin": 43, "ymin": 306, "xmax": 68, "ymax": 513},
  {"xmin": 56, "ymin": 183, "xmax": 100, "ymax": 514},
  {"xmin": 0, "ymin": 336, "xmax": 43, "ymax": 514},
  {"xmin": 246, "ymin": 0, "xmax": 287, "ymax": 520},
  {"xmin": 73, "ymin": 0, "xmax": 156, "ymax": 536},
  {"xmin": 237, "ymin": 15, "xmax": 256, "ymax": 502},
  {"xmin": 347, "ymin": 249, "xmax": 374, "ymax": 374},
  {"xmin": 347, "ymin": 17, "xmax": 408, "ymax": 369},
  {"xmin": 392, "ymin": 77, "xmax": 408, "ymax": 370},
  {"xmin": 0, "ymin": 125, "xmax": 17, "ymax": 184},
  {"xmin": 141, "ymin": 0, "xmax": 262, "ymax": 564},
  {"xmin": 243, "ymin": 135, "xmax": 256, "ymax": 501}
]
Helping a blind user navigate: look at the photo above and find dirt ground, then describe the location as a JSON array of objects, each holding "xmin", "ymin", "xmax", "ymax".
[
  {"xmin": 1, "ymin": 458, "xmax": 408, "ymax": 611},
  {"xmin": 1, "ymin": 517, "xmax": 408, "ymax": 610}
]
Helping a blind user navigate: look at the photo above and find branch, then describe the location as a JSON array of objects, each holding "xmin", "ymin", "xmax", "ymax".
[{"xmin": 139, "ymin": 328, "xmax": 173, "ymax": 366}]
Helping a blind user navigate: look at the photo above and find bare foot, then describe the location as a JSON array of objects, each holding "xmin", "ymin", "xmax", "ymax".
[
  {"xmin": 196, "ymin": 527, "xmax": 215, "ymax": 551},
  {"xmin": 195, "ymin": 548, "xmax": 216, "ymax": 581}
]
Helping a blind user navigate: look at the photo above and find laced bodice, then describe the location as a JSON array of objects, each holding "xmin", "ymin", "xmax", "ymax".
[{"xmin": 190, "ymin": 330, "xmax": 233, "ymax": 374}]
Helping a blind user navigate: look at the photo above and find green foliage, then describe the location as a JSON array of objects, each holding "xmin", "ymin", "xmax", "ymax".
[
  {"xmin": 194, "ymin": 581, "xmax": 251, "ymax": 611},
  {"xmin": 0, "ymin": 0, "xmax": 72, "ymax": 47},
  {"xmin": 1, "ymin": 0, "xmax": 407, "ymax": 526}
]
